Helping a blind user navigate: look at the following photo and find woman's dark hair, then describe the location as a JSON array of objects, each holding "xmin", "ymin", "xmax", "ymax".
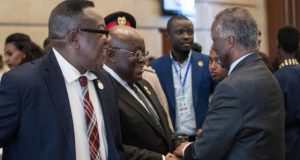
[{"xmin": 5, "ymin": 33, "xmax": 45, "ymax": 64}]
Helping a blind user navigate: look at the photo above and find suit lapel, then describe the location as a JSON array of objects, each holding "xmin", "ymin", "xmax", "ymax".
[
  {"xmin": 92, "ymin": 76, "xmax": 115, "ymax": 158},
  {"xmin": 43, "ymin": 52, "xmax": 75, "ymax": 159},
  {"xmin": 190, "ymin": 53, "xmax": 203, "ymax": 112},
  {"xmin": 112, "ymin": 78, "xmax": 167, "ymax": 138},
  {"xmin": 162, "ymin": 56, "xmax": 176, "ymax": 122},
  {"xmin": 136, "ymin": 80, "xmax": 171, "ymax": 138}
]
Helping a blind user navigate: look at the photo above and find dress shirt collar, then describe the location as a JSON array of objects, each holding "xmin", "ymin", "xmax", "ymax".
[
  {"xmin": 229, "ymin": 52, "xmax": 254, "ymax": 75},
  {"xmin": 103, "ymin": 64, "xmax": 130, "ymax": 88},
  {"xmin": 170, "ymin": 50, "xmax": 192, "ymax": 65},
  {"xmin": 53, "ymin": 48, "xmax": 97, "ymax": 84}
]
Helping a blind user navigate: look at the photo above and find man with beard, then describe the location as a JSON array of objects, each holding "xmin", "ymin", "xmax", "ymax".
[
  {"xmin": 151, "ymin": 15, "xmax": 215, "ymax": 142},
  {"xmin": 173, "ymin": 7, "xmax": 285, "ymax": 160},
  {"xmin": 103, "ymin": 26, "xmax": 178, "ymax": 160}
]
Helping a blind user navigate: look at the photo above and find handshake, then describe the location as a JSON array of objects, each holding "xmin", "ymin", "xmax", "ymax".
[
  {"xmin": 165, "ymin": 141, "xmax": 190, "ymax": 160},
  {"xmin": 165, "ymin": 129, "xmax": 202, "ymax": 160}
]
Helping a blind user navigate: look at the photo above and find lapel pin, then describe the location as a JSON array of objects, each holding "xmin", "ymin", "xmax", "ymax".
[
  {"xmin": 143, "ymin": 86, "xmax": 151, "ymax": 95},
  {"xmin": 97, "ymin": 80, "xmax": 104, "ymax": 90},
  {"xmin": 198, "ymin": 60, "xmax": 203, "ymax": 67}
]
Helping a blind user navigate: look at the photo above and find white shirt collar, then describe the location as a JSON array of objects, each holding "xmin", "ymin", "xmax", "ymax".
[
  {"xmin": 103, "ymin": 64, "xmax": 130, "ymax": 87},
  {"xmin": 228, "ymin": 52, "xmax": 254, "ymax": 75},
  {"xmin": 170, "ymin": 50, "xmax": 192, "ymax": 65},
  {"xmin": 53, "ymin": 48, "xmax": 97, "ymax": 83}
]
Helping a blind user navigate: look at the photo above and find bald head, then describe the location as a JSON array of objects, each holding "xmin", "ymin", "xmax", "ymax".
[
  {"xmin": 106, "ymin": 26, "xmax": 146, "ymax": 82},
  {"xmin": 109, "ymin": 26, "xmax": 144, "ymax": 47}
]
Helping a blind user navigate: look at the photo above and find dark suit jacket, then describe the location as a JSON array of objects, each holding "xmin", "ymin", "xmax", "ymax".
[
  {"xmin": 275, "ymin": 64, "xmax": 300, "ymax": 160},
  {"xmin": 105, "ymin": 71, "xmax": 175, "ymax": 160},
  {"xmin": 184, "ymin": 53, "xmax": 285, "ymax": 160},
  {"xmin": 150, "ymin": 51, "xmax": 215, "ymax": 129},
  {"xmin": 0, "ymin": 52, "xmax": 123, "ymax": 160}
]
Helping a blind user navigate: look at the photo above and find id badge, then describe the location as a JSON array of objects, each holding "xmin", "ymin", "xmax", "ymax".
[{"xmin": 176, "ymin": 95, "xmax": 188, "ymax": 116}]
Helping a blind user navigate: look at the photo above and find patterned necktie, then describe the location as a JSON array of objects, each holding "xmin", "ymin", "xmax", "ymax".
[
  {"xmin": 130, "ymin": 83, "xmax": 164, "ymax": 133},
  {"xmin": 79, "ymin": 76, "xmax": 102, "ymax": 160}
]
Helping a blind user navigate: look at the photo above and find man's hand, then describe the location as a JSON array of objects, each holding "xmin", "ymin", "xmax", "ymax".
[
  {"xmin": 196, "ymin": 128, "xmax": 203, "ymax": 139},
  {"xmin": 166, "ymin": 152, "xmax": 182, "ymax": 160},
  {"xmin": 174, "ymin": 142, "xmax": 190, "ymax": 157}
]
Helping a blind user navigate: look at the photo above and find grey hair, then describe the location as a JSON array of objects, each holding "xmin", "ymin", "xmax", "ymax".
[{"xmin": 214, "ymin": 7, "xmax": 258, "ymax": 50}]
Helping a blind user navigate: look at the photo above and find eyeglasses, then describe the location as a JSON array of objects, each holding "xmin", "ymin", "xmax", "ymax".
[
  {"xmin": 108, "ymin": 47, "xmax": 149, "ymax": 57},
  {"xmin": 69, "ymin": 28, "xmax": 109, "ymax": 38}
]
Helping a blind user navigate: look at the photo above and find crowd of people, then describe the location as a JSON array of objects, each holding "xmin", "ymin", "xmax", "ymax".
[{"xmin": 0, "ymin": 1, "xmax": 299, "ymax": 160}]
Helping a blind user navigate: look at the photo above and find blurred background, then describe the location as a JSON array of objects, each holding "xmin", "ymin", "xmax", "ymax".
[{"xmin": 0, "ymin": 0, "xmax": 299, "ymax": 68}]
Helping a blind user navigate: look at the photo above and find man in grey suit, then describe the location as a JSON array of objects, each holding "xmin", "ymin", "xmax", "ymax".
[{"xmin": 174, "ymin": 7, "xmax": 285, "ymax": 160}]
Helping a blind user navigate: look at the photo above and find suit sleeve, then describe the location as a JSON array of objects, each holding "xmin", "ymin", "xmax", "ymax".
[
  {"xmin": 123, "ymin": 144, "xmax": 163, "ymax": 160},
  {"xmin": 184, "ymin": 83, "xmax": 243, "ymax": 160},
  {"xmin": 0, "ymin": 72, "xmax": 20, "ymax": 147}
]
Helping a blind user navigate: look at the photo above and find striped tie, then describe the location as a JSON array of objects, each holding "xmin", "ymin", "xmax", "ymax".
[{"xmin": 79, "ymin": 76, "xmax": 102, "ymax": 160}]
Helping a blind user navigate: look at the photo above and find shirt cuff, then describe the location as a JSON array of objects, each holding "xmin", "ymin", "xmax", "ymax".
[
  {"xmin": 162, "ymin": 155, "xmax": 165, "ymax": 160},
  {"xmin": 182, "ymin": 142, "xmax": 193, "ymax": 157}
]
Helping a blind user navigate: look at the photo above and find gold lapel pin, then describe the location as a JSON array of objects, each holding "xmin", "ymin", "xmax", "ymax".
[
  {"xmin": 198, "ymin": 60, "xmax": 203, "ymax": 67},
  {"xmin": 97, "ymin": 80, "xmax": 104, "ymax": 90},
  {"xmin": 143, "ymin": 86, "xmax": 151, "ymax": 95}
]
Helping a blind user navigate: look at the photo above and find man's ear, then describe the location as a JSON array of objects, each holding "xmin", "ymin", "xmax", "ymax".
[
  {"xmin": 107, "ymin": 50, "xmax": 117, "ymax": 63},
  {"xmin": 67, "ymin": 30, "xmax": 80, "ymax": 49},
  {"xmin": 227, "ymin": 36, "xmax": 235, "ymax": 48}
]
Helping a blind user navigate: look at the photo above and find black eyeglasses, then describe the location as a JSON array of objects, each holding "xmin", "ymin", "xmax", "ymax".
[
  {"xmin": 69, "ymin": 28, "xmax": 109, "ymax": 38},
  {"xmin": 108, "ymin": 47, "xmax": 149, "ymax": 57}
]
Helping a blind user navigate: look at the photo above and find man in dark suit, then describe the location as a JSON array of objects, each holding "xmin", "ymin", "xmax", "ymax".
[
  {"xmin": 0, "ymin": 1, "xmax": 123, "ymax": 160},
  {"xmin": 174, "ymin": 7, "xmax": 285, "ymax": 160},
  {"xmin": 274, "ymin": 25, "xmax": 300, "ymax": 160},
  {"xmin": 103, "ymin": 25, "xmax": 178, "ymax": 160},
  {"xmin": 151, "ymin": 15, "xmax": 215, "ymax": 140}
]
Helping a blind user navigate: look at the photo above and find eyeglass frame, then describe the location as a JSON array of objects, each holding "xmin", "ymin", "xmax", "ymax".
[
  {"xmin": 108, "ymin": 47, "xmax": 149, "ymax": 57},
  {"xmin": 69, "ymin": 28, "xmax": 110, "ymax": 38}
]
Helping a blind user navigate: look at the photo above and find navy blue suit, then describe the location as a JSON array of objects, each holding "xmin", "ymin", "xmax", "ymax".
[
  {"xmin": 275, "ymin": 64, "xmax": 300, "ymax": 160},
  {"xmin": 150, "ymin": 51, "xmax": 215, "ymax": 130},
  {"xmin": 0, "ymin": 52, "xmax": 123, "ymax": 160}
]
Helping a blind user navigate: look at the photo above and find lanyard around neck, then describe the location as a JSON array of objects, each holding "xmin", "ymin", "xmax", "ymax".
[{"xmin": 172, "ymin": 59, "xmax": 191, "ymax": 94}]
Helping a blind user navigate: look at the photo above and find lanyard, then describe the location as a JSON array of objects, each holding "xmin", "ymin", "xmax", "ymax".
[{"xmin": 172, "ymin": 59, "xmax": 191, "ymax": 94}]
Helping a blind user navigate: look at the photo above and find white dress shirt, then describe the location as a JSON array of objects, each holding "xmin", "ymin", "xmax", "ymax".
[
  {"xmin": 170, "ymin": 51, "xmax": 196, "ymax": 135},
  {"xmin": 53, "ymin": 48, "xmax": 108, "ymax": 160}
]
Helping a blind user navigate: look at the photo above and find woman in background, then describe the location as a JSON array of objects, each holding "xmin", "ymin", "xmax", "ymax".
[
  {"xmin": 208, "ymin": 49, "xmax": 228, "ymax": 82},
  {"xmin": 4, "ymin": 33, "xmax": 44, "ymax": 69}
]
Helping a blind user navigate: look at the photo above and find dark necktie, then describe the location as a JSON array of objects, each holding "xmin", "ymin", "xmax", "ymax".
[
  {"xmin": 130, "ymin": 83, "xmax": 164, "ymax": 133},
  {"xmin": 79, "ymin": 76, "xmax": 102, "ymax": 160}
]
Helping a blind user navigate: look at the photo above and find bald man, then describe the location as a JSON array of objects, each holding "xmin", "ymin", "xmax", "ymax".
[{"xmin": 103, "ymin": 26, "xmax": 178, "ymax": 160}]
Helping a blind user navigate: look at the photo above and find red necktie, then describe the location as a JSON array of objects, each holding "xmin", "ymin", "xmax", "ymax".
[{"xmin": 79, "ymin": 76, "xmax": 102, "ymax": 160}]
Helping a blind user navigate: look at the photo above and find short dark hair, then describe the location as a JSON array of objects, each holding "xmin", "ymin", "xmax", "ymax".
[
  {"xmin": 277, "ymin": 25, "xmax": 300, "ymax": 53},
  {"xmin": 5, "ymin": 33, "xmax": 44, "ymax": 63},
  {"xmin": 166, "ymin": 15, "xmax": 191, "ymax": 32},
  {"xmin": 48, "ymin": 0, "xmax": 95, "ymax": 39}
]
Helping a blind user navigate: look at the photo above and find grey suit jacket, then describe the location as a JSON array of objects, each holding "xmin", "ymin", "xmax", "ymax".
[
  {"xmin": 184, "ymin": 52, "xmax": 285, "ymax": 160},
  {"xmin": 105, "ymin": 71, "xmax": 175, "ymax": 160}
]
